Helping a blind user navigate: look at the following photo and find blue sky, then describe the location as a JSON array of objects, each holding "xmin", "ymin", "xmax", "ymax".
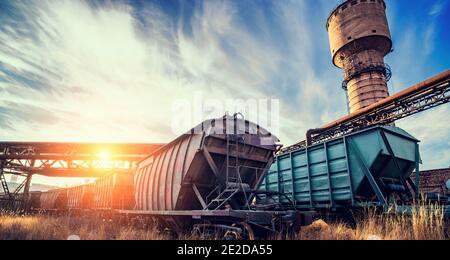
[{"xmin": 0, "ymin": 0, "xmax": 449, "ymax": 185}]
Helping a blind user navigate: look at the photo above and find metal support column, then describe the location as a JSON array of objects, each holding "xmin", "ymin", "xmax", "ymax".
[
  {"xmin": 0, "ymin": 160, "xmax": 11, "ymax": 199},
  {"xmin": 23, "ymin": 174, "xmax": 33, "ymax": 212},
  {"xmin": 414, "ymin": 143, "xmax": 420, "ymax": 199}
]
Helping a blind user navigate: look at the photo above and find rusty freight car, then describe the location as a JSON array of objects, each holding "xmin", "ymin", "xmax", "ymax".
[
  {"xmin": 67, "ymin": 184, "xmax": 94, "ymax": 209},
  {"xmin": 126, "ymin": 115, "xmax": 311, "ymax": 237},
  {"xmin": 93, "ymin": 173, "xmax": 134, "ymax": 210},
  {"xmin": 39, "ymin": 189, "xmax": 68, "ymax": 211}
]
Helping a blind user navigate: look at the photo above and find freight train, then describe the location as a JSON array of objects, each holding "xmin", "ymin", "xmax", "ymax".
[
  {"xmin": 23, "ymin": 116, "xmax": 449, "ymax": 238},
  {"xmin": 26, "ymin": 115, "xmax": 311, "ymax": 239}
]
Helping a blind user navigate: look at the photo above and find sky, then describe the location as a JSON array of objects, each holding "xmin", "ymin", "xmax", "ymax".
[{"xmin": 0, "ymin": 0, "xmax": 449, "ymax": 186}]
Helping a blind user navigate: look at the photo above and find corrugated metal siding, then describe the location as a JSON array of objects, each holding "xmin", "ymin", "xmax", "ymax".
[
  {"xmin": 40, "ymin": 189, "xmax": 67, "ymax": 210},
  {"xmin": 28, "ymin": 192, "xmax": 41, "ymax": 209},
  {"xmin": 135, "ymin": 134, "xmax": 201, "ymax": 211},
  {"xmin": 135, "ymin": 117, "xmax": 279, "ymax": 213},
  {"xmin": 264, "ymin": 139, "xmax": 352, "ymax": 207},
  {"xmin": 261, "ymin": 126, "xmax": 419, "ymax": 209},
  {"xmin": 67, "ymin": 186, "xmax": 82, "ymax": 209},
  {"xmin": 93, "ymin": 173, "xmax": 134, "ymax": 210},
  {"xmin": 67, "ymin": 185, "xmax": 93, "ymax": 209}
]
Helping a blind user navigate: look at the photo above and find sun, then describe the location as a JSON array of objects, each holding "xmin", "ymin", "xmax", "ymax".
[
  {"xmin": 97, "ymin": 150, "xmax": 112, "ymax": 168},
  {"xmin": 98, "ymin": 150, "xmax": 111, "ymax": 161}
]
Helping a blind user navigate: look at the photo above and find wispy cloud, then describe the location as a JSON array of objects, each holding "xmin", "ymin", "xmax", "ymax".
[
  {"xmin": 0, "ymin": 0, "xmax": 340, "ymax": 145},
  {"xmin": 386, "ymin": 0, "xmax": 450, "ymax": 169},
  {"xmin": 0, "ymin": 0, "xmax": 448, "ymax": 177},
  {"xmin": 423, "ymin": 0, "xmax": 448, "ymax": 56},
  {"xmin": 429, "ymin": 0, "xmax": 448, "ymax": 17},
  {"xmin": 397, "ymin": 105, "xmax": 450, "ymax": 169}
]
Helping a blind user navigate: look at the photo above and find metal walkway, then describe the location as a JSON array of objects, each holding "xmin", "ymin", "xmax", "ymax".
[
  {"xmin": 0, "ymin": 142, "xmax": 163, "ymax": 210},
  {"xmin": 281, "ymin": 70, "xmax": 450, "ymax": 153}
]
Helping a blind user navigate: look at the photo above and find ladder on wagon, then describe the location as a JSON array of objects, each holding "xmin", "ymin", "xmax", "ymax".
[
  {"xmin": 226, "ymin": 113, "xmax": 244, "ymax": 186},
  {"xmin": 205, "ymin": 113, "xmax": 250, "ymax": 210}
]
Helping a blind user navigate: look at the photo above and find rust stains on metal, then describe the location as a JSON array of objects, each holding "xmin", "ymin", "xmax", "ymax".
[
  {"xmin": 93, "ymin": 173, "xmax": 134, "ymax": 210},
  {"xmin": 327, "ymin": 0, "xmax": 392, "ymax": 113},
  {"xmin": 303, "ymin": 70, "xmax": 450, "ymax": 147},
  {"xmin": 134, "ymin": 116, "xmax": 279, "ymax": 221}
]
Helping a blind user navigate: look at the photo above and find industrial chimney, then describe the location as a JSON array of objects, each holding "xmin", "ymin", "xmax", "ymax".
[{"xmin": 326, "ymin": 0, "xmax": 393, "ymax": 113}]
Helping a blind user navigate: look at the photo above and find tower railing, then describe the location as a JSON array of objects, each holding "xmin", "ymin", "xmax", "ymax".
[{"xmin": 342, "ymin": 62, "xmax": 392, "ymax": 90}]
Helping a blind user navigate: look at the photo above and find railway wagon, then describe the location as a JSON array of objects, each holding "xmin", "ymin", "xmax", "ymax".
[
  {"xmin": 39, "ymin": 189, "xmax": 68, "ymax": 210},
  {"xmin": 130, "ymin": 115, "xmax": 300, "ymax": 233},
  {"xmin": 0, "ymin": 192, "xmax": 42, "ymax": 211},
  {"xmin": 0, "ymin": 194, "xmax": 23, "ymax": 210},
  {"xmin": 259, "ymin": 126, "xmax": 420, "ymax": 213},
  {"xmin": 93, "ymin": 173, "xmax": 134, "ymax": 210},
  {"xmin": 28, "ymin": 191, "xmax": 42, "ymax": 210},
  {"xmin": 134, "ymin": 116, "xmax": 279, "ymax": 212},
  {"xmin": 67, "ymin": 184, "xmax": 94, "ymax": 209}
]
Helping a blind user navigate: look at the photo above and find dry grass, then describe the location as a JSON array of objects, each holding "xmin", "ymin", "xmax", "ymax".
[
  {"xmin": 0, "ymin": 210, "xmax": 169, "ymax": 240},
  {"xmin": 0, "ymin": 204, "xmax": 447, "ymax": 240},
  {"xmin": 298, "ymin": 204, "xmax": 447, "ymax": 240}
]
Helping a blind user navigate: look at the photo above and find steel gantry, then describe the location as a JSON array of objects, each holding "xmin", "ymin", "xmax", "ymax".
[
  {"xmin": 0, "ymin": 142, "xmax": 163, "ymax": 210},
  {"xmin": 281, "ymin": 70, "xmax": 450, "ymax": 154}
]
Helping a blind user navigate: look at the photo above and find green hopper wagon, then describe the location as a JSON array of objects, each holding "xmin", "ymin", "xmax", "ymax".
[{"xmin": 259, "ymin": 126, "xmax": 421, "ymax": 211}]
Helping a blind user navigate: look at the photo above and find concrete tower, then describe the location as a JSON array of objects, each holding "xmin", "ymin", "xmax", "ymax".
[{"xmin": 327, "ymin": 0, "xmax": 393, "ymax": 113}]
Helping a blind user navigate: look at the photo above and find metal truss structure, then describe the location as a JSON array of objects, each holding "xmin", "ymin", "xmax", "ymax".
[
  {"xmin": 0, "ymin": 142, "xmax": 163, "ymax": 209},
  {"xmin": 280, "ymin": 70, "xmax": 450, "ymax": 154}
]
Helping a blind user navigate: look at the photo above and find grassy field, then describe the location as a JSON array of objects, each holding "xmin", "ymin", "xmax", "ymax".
[
  {"xmin": 299, "ymin": 205, "xmax": 447, "ymax": 240},
  {"xmin": 0, "ymin": 205, "xmax": 447, "ymax": 240}
]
